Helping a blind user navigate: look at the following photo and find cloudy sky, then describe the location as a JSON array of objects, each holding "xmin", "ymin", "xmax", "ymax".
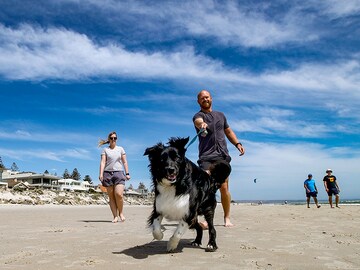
[{"xmin": 1, "ymin": 0, "xmax": 359, "ymax": 201}]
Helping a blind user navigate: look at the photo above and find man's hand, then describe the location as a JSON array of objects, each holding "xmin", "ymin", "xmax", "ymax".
[
  {"xmin": 194, "ymin": 118, "xmax": 208, "ymax": 130},
  {"xmin": 237, "ymin": 144, "xmax": 245, "ymax": 156}
]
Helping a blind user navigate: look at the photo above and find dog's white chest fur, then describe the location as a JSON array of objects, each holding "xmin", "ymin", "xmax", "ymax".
[{"xmin": 156, "ymin": 183, "xmax": 190, "ymax": 221}]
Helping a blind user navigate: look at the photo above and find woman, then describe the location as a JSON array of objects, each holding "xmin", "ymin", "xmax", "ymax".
[{"xmin": 99, "ymin": 131, "xmax": 131, "ymax": 223}]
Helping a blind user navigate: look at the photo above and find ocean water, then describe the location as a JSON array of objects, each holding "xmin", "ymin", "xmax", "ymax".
[{"xmin": 233, "ymin": 199, "xmax": 360, "ymax": 205}]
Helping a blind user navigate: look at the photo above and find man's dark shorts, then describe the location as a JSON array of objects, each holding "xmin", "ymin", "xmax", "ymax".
[
  {"xmin": 102, "ymin": 171, "xmax": 126, "ymax": 187},
  {"xmin": 327, "ymin": 187, "xmax": 339, "ymax": 196},
  {"xmin": 306, "ymin": 191, "xmax": 317, "ymax": 198}
]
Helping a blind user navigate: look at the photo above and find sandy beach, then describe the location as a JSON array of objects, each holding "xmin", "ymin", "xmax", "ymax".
[{"xmin": 0, "ymin": 204, "xmax": 359, "ymax": 270}]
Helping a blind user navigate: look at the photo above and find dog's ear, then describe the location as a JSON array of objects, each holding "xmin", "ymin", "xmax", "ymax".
[
  {"xmin": 168, "ymin": 137, "xmax": 190, "ymax": 150},
  {"xmin": 144, "ymin": 143, "xmax": 164, "ymax": 160}
]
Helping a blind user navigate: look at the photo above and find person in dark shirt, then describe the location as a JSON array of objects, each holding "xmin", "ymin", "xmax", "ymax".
[
  {"xmin": 193, "ymin": 90, "xmax": 245, "ymax": 228},
  {"xmin": 323, "ymin": 169, "xmax": 340, "ymax": 208}
]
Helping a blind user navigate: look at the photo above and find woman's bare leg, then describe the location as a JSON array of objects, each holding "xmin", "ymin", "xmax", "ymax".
[
  {"xmin": 115, "ymin": 184, "xmax": 126, "ymax": 221},
  {"xmin": 106, "ymin": 186, "xmax": 119, "ymax": 222}
]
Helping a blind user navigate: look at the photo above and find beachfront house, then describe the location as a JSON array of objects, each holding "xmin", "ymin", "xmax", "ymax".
[
  {"xmin": 125, "ymin": 184, "xmax": 152, "ymax": 198},
  {"xmin": 58, "ymin": 179, "xmax": 92, "ymax": 192},
  {"xmin": 0, "ymin": 168, "xmax": 94, "ymax": 192},
  {"xmin": 0, "ymin": 168, "xmax": 60, "ymax": 189}
]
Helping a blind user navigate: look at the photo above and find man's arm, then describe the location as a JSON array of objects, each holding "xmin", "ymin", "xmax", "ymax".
[
  {"xmin": 224, "ymin": 127, "xmax": 245, "ymax": 156},
  {"xmin": 335, "ymin": 180, "xmax": 340, "ymax": 192},
  {"xmin": 323, "ymin": 180, "xmax": 328, "ymax": 192},
  {"xmin": 194, "ymin": 117, "xmax": 208, "ymax": 130}
]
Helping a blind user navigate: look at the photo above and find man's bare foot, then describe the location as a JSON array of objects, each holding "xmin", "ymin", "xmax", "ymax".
[
  {"xmin": 224, "ymin": 217, "xmax": 234, "ymax": 227},
  {"xmin": 199, "ymin": 221, "xmax": 208, "ymax": 230},
  {"xmin": 112, "ymin": 216, "xmax": 119, "ymax": 223},
  {"xmin": 119, "ymin": 214, "xmax": 126, "ymax": 222}
]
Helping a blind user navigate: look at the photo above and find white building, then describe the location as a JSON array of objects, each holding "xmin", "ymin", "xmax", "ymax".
[
  {"xmin": 0, "ymin": 168, "xmax": 93, "ymax": 192},
  {"xmin": 0, "ymin": 168, "xmax": 60, "ymax": 189},
  {"xmin": 58, "ymin": 179, "xmax": 92, "ymax": 192}
]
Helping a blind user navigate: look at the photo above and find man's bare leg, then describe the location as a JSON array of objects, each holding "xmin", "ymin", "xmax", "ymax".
[
  {"xmin": 220, "ymin": 179, "xmax": 234, "ymax": 227},
  {"xmin": 329, "ymin": 196, "xmax": 334, "ymax": 208},
  {"xmin": 335, "ymin": 194, "xmax": 340, "ymax": 208}
]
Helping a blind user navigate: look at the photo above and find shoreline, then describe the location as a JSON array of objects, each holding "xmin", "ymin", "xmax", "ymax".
[{"xmin": 1, "ymin": 187, "xmax": 359, "ymax": 207}]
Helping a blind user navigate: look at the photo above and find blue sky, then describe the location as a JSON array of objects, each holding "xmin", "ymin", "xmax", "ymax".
[{"xmin": 1, "ymin": 0, "xmax": 359, "ymax": 201}]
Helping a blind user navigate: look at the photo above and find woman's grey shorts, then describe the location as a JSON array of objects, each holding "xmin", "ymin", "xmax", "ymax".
[{"xmin": 102, "ymin": 171, "xmax": 126, "ymax": 187}]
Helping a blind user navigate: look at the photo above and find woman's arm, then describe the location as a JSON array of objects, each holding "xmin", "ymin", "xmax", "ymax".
[
  {"xmin": 121, "ymin": 153, "xmax": 131, "ymax": 180},
  {"xmin": 99, "ymin": 154, "xmax": 106, "ymax": 181}
]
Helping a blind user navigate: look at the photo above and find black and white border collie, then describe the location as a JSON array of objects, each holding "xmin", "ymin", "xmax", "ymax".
[{"xmin": 144, "ymin": 137, "xmax": 231, "ymax": 252}]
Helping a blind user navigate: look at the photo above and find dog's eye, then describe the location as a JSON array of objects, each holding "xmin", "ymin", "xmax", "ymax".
[
  {"xmin": 160, "ymin": 153, "xmax": 168, "ymax": 161},
  {"xmin": 168, "ymin": 150, "xmax": 180, "ymax": 160}
]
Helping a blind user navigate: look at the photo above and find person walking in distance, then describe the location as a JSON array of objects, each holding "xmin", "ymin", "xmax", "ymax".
[
  {"xmin": 304, "ymin": 173, "xmax": 321, "ymax": 208},
  {"xmin": 99, "ymin": 131, "xmax": 131, "ymax": 222},
  {"xmin": 323, "ymin": 169, "xmax": 341, "ymax": 208},
  {"xmin": 193, "ymin": 90, "xmax": 245, "ymax": 228}
]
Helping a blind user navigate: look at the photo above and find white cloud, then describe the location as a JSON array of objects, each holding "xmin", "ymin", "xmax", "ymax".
[
  {"xmin": 0, "ymin": 128, "xmax": 95, "ymax": 144},
  {"xmin": 0, "ymin": 24, "xmax": 246, "ymax": 82},
  {"xmin": 171, "ymin": 1, "xmax": 317, "ymax": 48},
  {"xmin": 231, "ymin": 118, "xmax": 328, "ymax": 138},
  {"xmin": 0, "ymin": 147, "xmax": 92, "ymax": 162},
  {"xmin": 0, "ymin": 18, "xmax": 359, "ymax": 131},
  {"xmin": 261, "ymin": 60, "xmax": 360, "ymax": 91},
  {"xmin": 74, "ymin": 0, "xmax": 317, "ymax": 48},
  {"xmin": 0, "ymin": 148, "xmax": 64, "ymax": 162},
  {"xmin": 1, "ymin": 23, "xmax": 359, "ymax": 92},
  {"xmin": 60, "ymin": 148, "xmax": 92, "ymax": 160},
  {"xmin": 316, "ymin": 0, "xmax": 360, "ymax": 17}
]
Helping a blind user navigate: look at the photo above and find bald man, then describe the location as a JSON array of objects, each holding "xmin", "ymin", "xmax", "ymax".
[{"xmin": 193, "ymin": 90, "xmax": 245, "ymax": 228}]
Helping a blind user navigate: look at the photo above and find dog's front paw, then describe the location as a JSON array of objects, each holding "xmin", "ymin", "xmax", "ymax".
[
  {"xmin": 167, "ymin": 236, "xmax": 180, "ymax": 252},
  {"xmin": 153, "ymin": 230, "xmax": 164, "ymax": 240},
  {"xmin": 205, "ymin": 244, "xmax": 218, "ymax": 252},
  {"xmin": 191, "ymin": 240, "xmax": 201, "ymax": 247}
]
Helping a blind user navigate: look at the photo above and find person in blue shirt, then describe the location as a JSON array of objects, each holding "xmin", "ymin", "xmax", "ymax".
[{"xmin": 304, "ymin": 174, "xmax": 321, "ymax": 208}]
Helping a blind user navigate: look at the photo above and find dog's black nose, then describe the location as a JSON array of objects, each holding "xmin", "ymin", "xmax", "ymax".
[{"xmin": 166, "ymin": 167, "xmax": 175, "ymax": 174}]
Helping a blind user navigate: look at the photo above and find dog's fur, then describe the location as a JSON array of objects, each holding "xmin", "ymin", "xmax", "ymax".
[{"xmin": 144, "ymin": 137, "xmax": 231, "ymax": 252}]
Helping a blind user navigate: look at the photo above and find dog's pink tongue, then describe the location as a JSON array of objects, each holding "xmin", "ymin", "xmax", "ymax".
[{"xmin": 167, "ymin": 174, "xmax": 176, "ymax": 180}]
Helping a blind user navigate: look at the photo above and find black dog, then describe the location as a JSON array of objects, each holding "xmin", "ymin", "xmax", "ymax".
[{"xmin": 144, "ymin": 137, "xmax": 231, "ymax": 252}]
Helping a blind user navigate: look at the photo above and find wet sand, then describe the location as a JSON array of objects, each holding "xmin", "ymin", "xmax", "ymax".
[{"xmin": 0, "ymin": 204, "xmax": 359, "ymax": 270}]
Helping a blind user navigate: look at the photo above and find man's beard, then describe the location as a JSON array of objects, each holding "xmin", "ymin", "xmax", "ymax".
[{"xmin": 201, "ymin": 100, "xmax": 212, "ymax": 110}]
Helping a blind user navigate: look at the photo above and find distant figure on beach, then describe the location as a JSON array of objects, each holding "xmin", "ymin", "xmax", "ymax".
[
  {"xmin": 304, "ymin": 174, "xmax": 321, "ymax": 208},
  {"xmin": 323, "ymin": 169, "xmax": 340, "ymax": 208},
  {"xmin": 193, "ymin": 90, "xmax": 245, "ymax": 228},
  {"xmin": 98, "ymin": 131, "xmax": 131, "ymax": 223}
]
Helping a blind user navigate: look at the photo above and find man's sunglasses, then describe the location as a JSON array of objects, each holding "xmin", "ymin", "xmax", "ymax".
[{"xmin": 110, "ymin": 137, "xmax": 117, "ymax": 140}]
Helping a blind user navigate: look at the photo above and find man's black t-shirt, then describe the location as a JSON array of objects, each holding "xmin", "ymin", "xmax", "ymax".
[
  {"xmin": 193, "ymin": 110, "xmax": 230, "ymax": 162},
  {"xmin": 323, "ymin": 175, "xmax": 337, "ymax": 189}
]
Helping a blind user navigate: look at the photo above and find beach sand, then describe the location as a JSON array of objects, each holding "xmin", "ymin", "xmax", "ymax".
[{"xmin": 0, "ymin": 204, "xmax": 359, "ymax": 270}]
